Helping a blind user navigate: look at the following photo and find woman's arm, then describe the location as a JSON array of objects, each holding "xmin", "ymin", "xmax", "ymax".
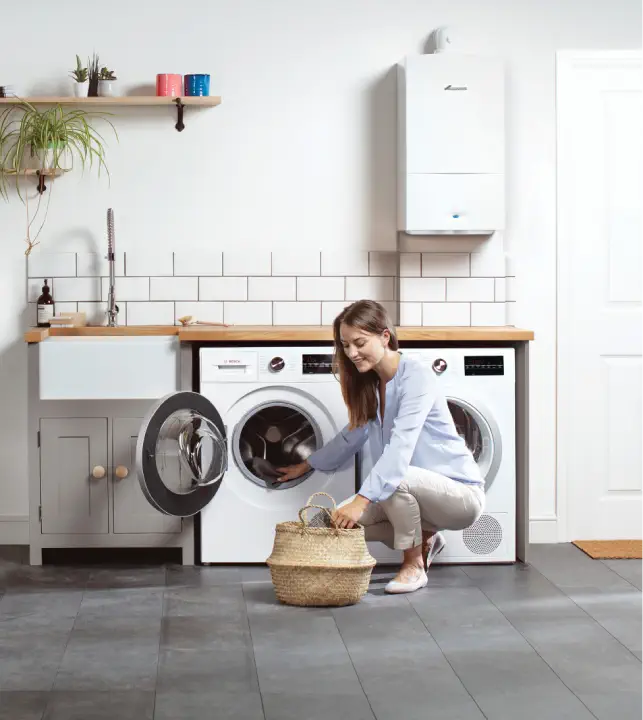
[
  {"xmin": 307, "ymin": 423, "xmax": 369, "ymax": 473},
  {"xmin": 358, "ymin": 366, "xmax": 437, "ymax": 503}
]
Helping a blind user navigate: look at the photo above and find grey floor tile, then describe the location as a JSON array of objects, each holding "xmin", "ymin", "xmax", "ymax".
[
  {"xmin": 43, "ymin": 691, "xmax": 154, "ymax": 720},
  {"xmin": 528, "ymin": 544, "xmax": 635, "ymax": 590},
  {"xmin": 165, "ymin": 564, "xmax": 242, "ymax": 587},
  {"xmin": 601, "ymin": 559, "xmax": 642, "ymax": 590},
  {"xmin": 408, "ymin": 586, "xmax": 596, "ymax": 719},
  {"xmin": 53, "ymin": 616, "xmax": 161, "ymax": 691},
  {"xmin": 78, "ymin": 588, "xmax": 163, "ymax": 619},
  {"xmin": 85, "ymin": 567, "xmax": 166, "ymax": 590},
  {"xmin": 261, "ymin": 691, "xmax": 374, "ymax": 720},
  {"xmin": 163, "ymin": 585, "xmax": 247, "ymax": 619},
  {"xmin": 0, "ymin": 691, "xmax": 49, "ymax": 720},
  {"xmin": 332, "ymin": 594, "xmax": 484, "ymax": 720},
  {"xmin": 0, "ymin": 616, "xmax": 75, "ymax": 691},
  {"xmin": 0, "ymin": 590, "xmax": 83, "ymax": 620},
  {"xmin": 0, "ymin": 566, "xmax": 89, "ymax": 593},
  {"xmin": 239, "ymin": 565, "xmax": 273, "ymax": 584},
  {"xmin": 242, "ymin": 582, "xmax": 331, "ymax": 619},
  {"xmin": 153, "ymin": 690, "xmax": 264, "ymax": 720}
]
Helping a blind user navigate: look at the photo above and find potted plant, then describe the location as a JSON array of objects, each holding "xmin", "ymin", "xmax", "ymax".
[
  {"xmin": 88, "ymin": 53, "xmax": 100, "ymax": 97},
  {"xmin": 69, "ymin": 55, "xmax": 89, "ymax": 97},
  {"xmin": 98, "ymin": 67, "xmax": 118, "ymax": 97},
  {"xmin": 0, "ymin": 101, "xmax": 117, "ymax": 253}
]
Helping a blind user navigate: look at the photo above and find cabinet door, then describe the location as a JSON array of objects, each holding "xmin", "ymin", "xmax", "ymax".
[
  {"xmin": 112, "ymin": 417, "xmax": 181, "ymax": 534},
  {"xmin": 40, "ymin": 418, "xmax": 109, "ymax": 534}
]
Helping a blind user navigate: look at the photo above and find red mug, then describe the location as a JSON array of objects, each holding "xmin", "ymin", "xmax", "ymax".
[{"xmin": 156, "ymin": 74, "xmax": 182, "ymax": 97}]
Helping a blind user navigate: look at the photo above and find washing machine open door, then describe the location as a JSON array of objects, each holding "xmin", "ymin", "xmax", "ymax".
[{"xmin": 136, "ymin": 391, "xmax": 228, "ymax": 517}]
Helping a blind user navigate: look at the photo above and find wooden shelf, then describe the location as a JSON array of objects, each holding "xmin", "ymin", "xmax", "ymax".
[
  {"xmin": 1, "ymin": 168, "xmax": 70, "ymax": 177},
  {"xmin": 0, "ymin": 96, "xmax": 221, "ymax": 106}
]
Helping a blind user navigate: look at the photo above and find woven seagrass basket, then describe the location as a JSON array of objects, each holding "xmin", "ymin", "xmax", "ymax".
[{"xmin": 266, "ymin": 492, "xmax": 376, "ymax": 607}]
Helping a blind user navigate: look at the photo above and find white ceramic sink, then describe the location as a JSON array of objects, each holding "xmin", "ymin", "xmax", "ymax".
[{"xmin": 39, "ymin": 336, "xmax": 179, "ymax": 400}]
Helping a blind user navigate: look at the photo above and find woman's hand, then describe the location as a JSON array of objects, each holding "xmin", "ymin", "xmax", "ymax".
[
  {"xmin": 276, "ymin": 461, "xmax": 311, "ymax": 482},
  {"xmin": 332, "ymin": 495, "xmax": 371, "ymax": 529}
]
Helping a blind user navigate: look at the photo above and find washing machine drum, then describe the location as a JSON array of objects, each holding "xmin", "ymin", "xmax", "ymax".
[{"xmin": 136, "ymin": 392, "xmax": 228, "ymax": 517}]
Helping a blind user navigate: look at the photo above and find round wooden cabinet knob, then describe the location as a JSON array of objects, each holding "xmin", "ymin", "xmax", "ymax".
[
  {"xmin": 92, "ymin": 465, "xmax": 106, "ymax": 479},
  {"xmin": 115, "ymin": 465, "xmax": 129, "ymax": 479}
]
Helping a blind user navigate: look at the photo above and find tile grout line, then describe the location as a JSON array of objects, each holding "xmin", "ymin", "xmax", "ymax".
[
  {"xmin": 458, "ymin": 566, "xmax": 607, "ymax": 716},
  {"xmin": 404, "ymin": 595, "xmax": 491, "ymax": 719},
  {"xmin": 240, "ymin": 583, "xmax": 268, "ymax": 720},
  {"xmin": 597, "ymin": 560, "xmax": 642, "ymax": 591}
]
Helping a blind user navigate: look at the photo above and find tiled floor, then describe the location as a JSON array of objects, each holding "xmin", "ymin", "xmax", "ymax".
[{"xmin": 0, "ymin": 544, "xmax": 640, "ymax": 720}]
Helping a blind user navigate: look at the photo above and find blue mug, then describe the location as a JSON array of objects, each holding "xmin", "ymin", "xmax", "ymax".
[{"xmin": 184, "ymin": 74, "xmax": 210, "ymax": 96}]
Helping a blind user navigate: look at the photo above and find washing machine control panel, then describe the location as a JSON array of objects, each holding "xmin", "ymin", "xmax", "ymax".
[
  {"xmin": 302, "ymin": 354, "xmax": 334, "ymax": 375},
  {"xmin": 269, "ymin": 356, "xmax": 285, "ymax": 373},
  {"xmin": 464, "ymin": 356, "xmax": 505, "ymax": 376}
]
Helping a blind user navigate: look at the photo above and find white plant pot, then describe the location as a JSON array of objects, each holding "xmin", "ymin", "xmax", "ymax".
[
  {"xmin": 34, "ymin": 145, "xmax": 71, "ymax": 172},
  {"xmin": 98, "ymin": 80, "xmax": 118, "ymax": 97},
  {"xmin": 72, "ymin": 81, "xmax": 89, "ymax": 98}
]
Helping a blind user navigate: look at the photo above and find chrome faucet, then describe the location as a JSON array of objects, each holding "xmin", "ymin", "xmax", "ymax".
[{"xmin": 106, "ymin": 208, "xmax": 119, "ymax": 327}]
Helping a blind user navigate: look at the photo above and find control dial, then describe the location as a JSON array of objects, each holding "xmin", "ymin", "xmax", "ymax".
[
  {"xmin": 269, "ymin": 356, "xmax": 285, "ymax": 373},
  {"xmin": 432, "ymin": 358, "xmax": 448, "ymax": 375}
]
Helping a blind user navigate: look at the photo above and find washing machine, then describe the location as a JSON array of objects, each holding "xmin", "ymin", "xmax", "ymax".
[
  {"xmin": 359, "ymin": 347, "xmax": 516, "ymax": 565},
  {"xmin": 135, "ymin": 346, "xmax": 356, "ymax": 563}
]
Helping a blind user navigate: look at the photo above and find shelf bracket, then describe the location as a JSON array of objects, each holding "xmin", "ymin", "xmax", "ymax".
[
  {"xmin": 36, "ymin": 170, "xmax": 46, "ymax": 194},
  {"xmin": 174, "ymin": 98, "xmax": 185, "ymax": 132}
]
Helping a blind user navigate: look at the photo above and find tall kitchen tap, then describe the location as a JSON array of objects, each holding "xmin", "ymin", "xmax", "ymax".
[{"xmin": 106, "ymin": 208, "xmax": 119, "ymax": 327}]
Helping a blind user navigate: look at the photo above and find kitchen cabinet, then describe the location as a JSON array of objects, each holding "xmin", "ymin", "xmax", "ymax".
[{"xmin": 40, "ymin": 418, "xmax": 109, "ymax": 535}]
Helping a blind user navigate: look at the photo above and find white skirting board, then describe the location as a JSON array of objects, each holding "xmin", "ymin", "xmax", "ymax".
[
  {"xmin": 0, "ymin": 516, "xmax": 29, "ymax": 544},
  {"xmin": 529, "ymin": 517, "xmax": 559, "ymax": 544}
]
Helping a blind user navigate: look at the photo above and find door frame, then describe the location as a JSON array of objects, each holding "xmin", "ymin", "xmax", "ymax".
[{"xmin": 556, "ymin": 49, "xmax": 642, "ymax": 542}]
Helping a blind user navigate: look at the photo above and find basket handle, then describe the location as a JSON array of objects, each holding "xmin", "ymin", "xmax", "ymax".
[
  {"xmin": 298, "ymin": 504, "xmax": 336, "ymax": 527},
  {"xmin": 304, "ymin": 491, "xmax": 337, "ymax": 511}
]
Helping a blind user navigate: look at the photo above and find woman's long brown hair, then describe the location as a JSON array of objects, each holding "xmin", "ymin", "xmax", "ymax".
[{"xmin": 332, "ymin": 300, "xmax": 399, "ymax": 429}]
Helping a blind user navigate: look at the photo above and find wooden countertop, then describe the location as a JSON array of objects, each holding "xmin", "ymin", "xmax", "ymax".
[{"xmin": 25, "ymin": 325, "xmax": 534, "ymax": 342}]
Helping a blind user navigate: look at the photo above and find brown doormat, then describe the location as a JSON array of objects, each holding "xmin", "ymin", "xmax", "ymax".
[{"xmin": 572, "ymin": 540, "xmax": 642, "ymax": 559}]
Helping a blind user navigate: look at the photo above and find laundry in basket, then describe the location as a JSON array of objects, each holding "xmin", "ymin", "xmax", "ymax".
[{"xmin": 266, "ymin": 492, "xmax": 376, "ymax": 607}]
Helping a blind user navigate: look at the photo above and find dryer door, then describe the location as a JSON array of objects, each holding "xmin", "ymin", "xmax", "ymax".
[
  {"xmin": 136, "ymin": 391, "xmax": 228, "ymax": 516},
  {"xmin": 447, "ymin": 396, "xmax": 502, "ymax": 491}
]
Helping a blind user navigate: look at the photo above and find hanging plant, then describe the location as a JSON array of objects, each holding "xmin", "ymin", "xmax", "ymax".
[{"xmin": 0, "ymin": 100, "xmax": 117, "ymax": 254}]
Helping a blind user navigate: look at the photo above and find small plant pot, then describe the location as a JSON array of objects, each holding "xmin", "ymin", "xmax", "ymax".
[
  {"xmin": 98, "ymin": 80, "xmax": 118, "ymax": 97},
  {"xmin": 72, "ymin": 81, "xmax": 89, "ymax": 98},
  {"xmin": 33, "ymin": 143, "xmax": 71, "ymax": 172}
]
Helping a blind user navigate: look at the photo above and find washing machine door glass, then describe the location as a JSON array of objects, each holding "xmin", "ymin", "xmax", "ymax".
[
  {"xmin": 447, "ymin": 398, "xmax": 501, "ymax": 491},
  {"xmin": 136, "ymin": 391, "xmax": 228, "ymax": 517}
]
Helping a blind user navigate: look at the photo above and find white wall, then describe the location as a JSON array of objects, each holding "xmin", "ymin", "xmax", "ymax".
[{"xmin": 0, "ymin": 0, "xmax": 640, "ymax": 540}]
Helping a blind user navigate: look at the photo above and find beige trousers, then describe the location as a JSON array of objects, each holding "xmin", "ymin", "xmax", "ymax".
[{"xmin": 347, "ymin": 466, "xmax": 485, "ymax": 551}]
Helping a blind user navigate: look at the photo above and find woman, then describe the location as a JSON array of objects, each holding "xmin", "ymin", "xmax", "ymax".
[{"xmin": 277, "ymin": 300, "xmax": 484, "ymax": 594}]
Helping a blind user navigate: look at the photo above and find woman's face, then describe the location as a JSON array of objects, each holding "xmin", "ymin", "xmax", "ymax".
[{"xmin": 339, "ymin": 322, "xmax": 389, "ymax": 373}]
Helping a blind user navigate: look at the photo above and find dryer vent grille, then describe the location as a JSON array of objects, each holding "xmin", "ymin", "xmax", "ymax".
[{"xmin": 462, "ymin": 514, "xmax": 503, "ymax": 555}]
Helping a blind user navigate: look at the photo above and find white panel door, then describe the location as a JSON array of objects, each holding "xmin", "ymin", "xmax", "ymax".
[{"xmin": 557, "ymin": 51, "xmax": 642, "ymax": 540}]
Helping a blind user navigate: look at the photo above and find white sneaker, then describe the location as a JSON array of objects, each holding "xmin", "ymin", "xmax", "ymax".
[{"xmin": 384, "ymin": 568, "xmax": 428, "ymax": 594}]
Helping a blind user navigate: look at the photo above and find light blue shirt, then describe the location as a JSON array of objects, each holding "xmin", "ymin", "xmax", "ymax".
[{"xmin": 308, "ymin": 353, "xmax": 483, "ymax": 503}]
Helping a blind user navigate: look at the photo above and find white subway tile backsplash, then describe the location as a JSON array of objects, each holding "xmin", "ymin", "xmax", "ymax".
[
  {"xmin": 421, "ymin": 253, "xmax": 470, "ymax": 278},
  {"xmin": 345, "ymin": 276, "xmax": 395, "ymax": 301},
  {"xmin": 223, "ymin": 251, "xmax": 271, "ymax": 276},
  {"xmin": 54, "ymin": 277, "xmax": 101, "ymax": 302},
  {"xmin": 224, "ymin": 302, "xmax": 272, "ymax": 325},
  {"xmin": 78, "ymin": 301, "xmax": 113, "ymax": 326},
  {"xmin": 400, "ymin": 278, "xmax": 445, "ymax": 302},
  {"xmin": 248, "ymin": 277, "xmax": 296, "ymax": 301},
  {"xmin": 126, "ymin": 252, "xmax": 173, "ymax": 277},
  {"xmin": 297, "ymin": 277, "xmax": 344, "ymax": 301},
  {"xmin": 127, "ymin": 302, "xmax": 174, "ymax": 326},
  {"xmin": 321, "ymin": 251, "xmax": 368, "ymax": 277},
  {"xmin": 173, "ymin": 251, "xmax": 222, "ymax": 277},
  {"xmin": 28, "ymin": 252, "xmax": 76, "ymax": 278},
  {"xmin": 150, "ymin": 277, "xmax": 198, "ymax": 301},
  {"xmin": 422, "ymin": 303, "xmax": 470, "ymax": 327},
  {"xmin": 273, "ymin": 302, "xmax": 321, "ymax": 325},
  {"xmin": 272, "ymin": 251, "xmax": 320, "ymax": 276},
  {"xmin": 101, "ymin": 276, "xmax": 149, "ymax": 302},
  {"xmin": 399, "ymin": 303, "xmax": 422, "ymax": 326},
  {"xmin": 175, "ymin": 302, "xmax": 224, "ymax": 325},
  {"xmin": 53, "ymin": 302, "xmax": 79, "ymax": 316},
  {"xmin": 77, "ymin": 252, "xmax": 125, "ymax": 277},
  {"xmin": 506, "ymin": 276, "xmax": 516, "ymax": 302},
  {"xmin": 200, "ymin": 277, "xmax": 247, "ymax": 301},
  {"xmin": 27, "ymin": 278, "xmax": 53, "ymax": 302},
  {"xmin": 471, "ymin": 303, "xmax": 507, "ymax": 326},
  {"xmin": 494, "ymin": 277, "xmax": 506, "ymax": 302},
  {"xmin": 446, "ymin": 278, "xmax": 495, "ymax": 302},
  {"xmin": 399, "ymin": 253, "xmax": 421, "ymax": 277},
  {"xmin": 470, "ymin": 246, "xmax": 506, "ymax": 277},
  {"xmin": 321, "ymin": 301, "xmax": 350, "ymax": 325},
  {"xmin": 369, "ymin": 252, "xmax": 397, "ymax": 277}
]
